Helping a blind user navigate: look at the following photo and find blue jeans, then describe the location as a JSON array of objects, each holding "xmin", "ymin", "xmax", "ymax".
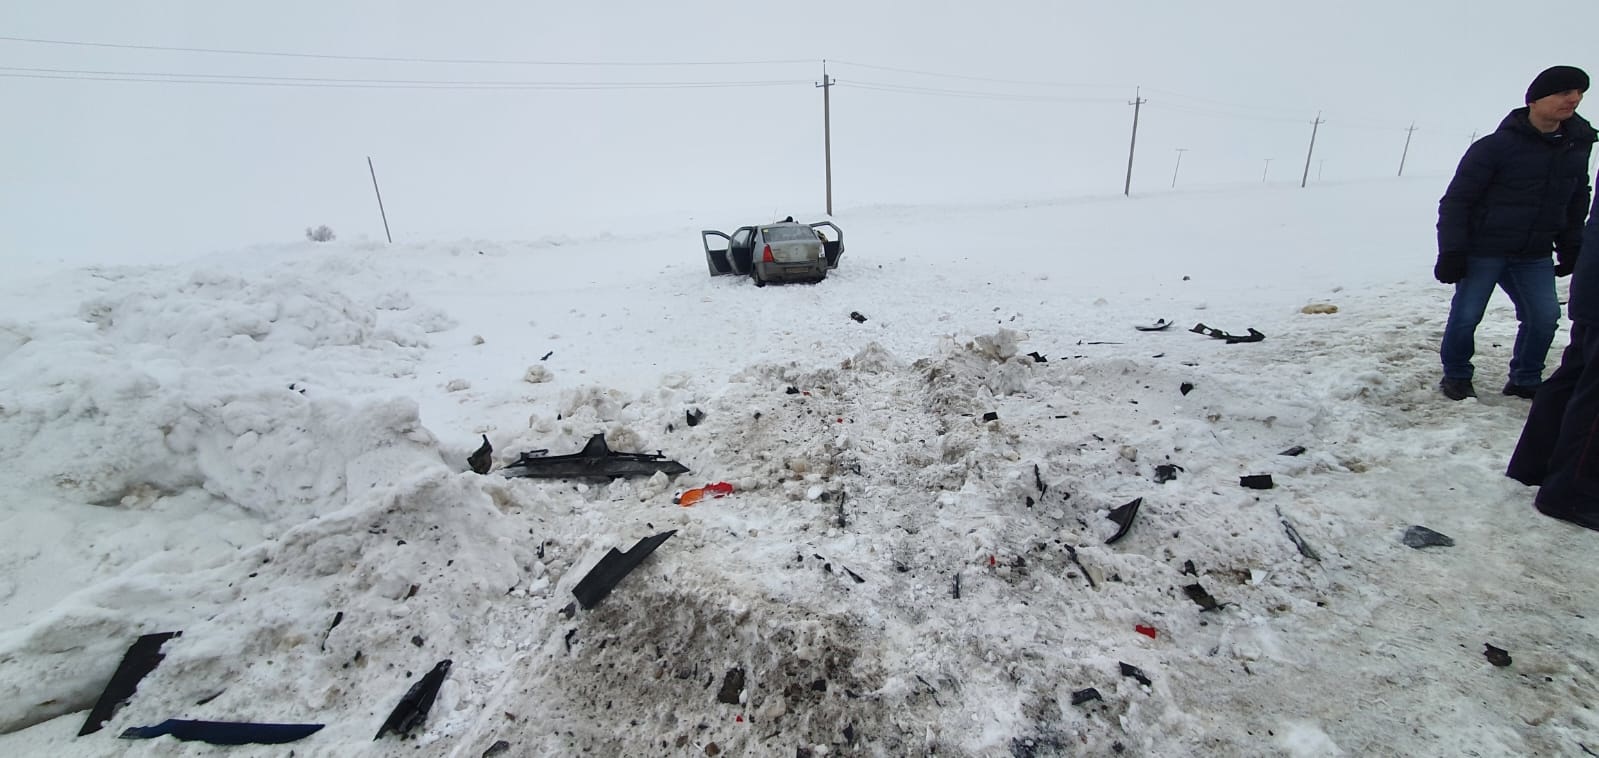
[{"xmin": 1440, "ymin": 256, "xmax": 1560, "ymax": 385}]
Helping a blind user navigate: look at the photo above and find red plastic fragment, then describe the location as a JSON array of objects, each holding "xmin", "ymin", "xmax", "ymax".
[{"xmin": 1134, "ymin": 624, "xmax": 1157, "ymax": 639}]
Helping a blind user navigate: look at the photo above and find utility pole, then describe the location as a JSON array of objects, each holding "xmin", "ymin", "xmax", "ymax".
[
  {"xmin": 1469, "ymin": 131, "xmax": 1478, "ymax": 145},
  {"xmin": 1398, "ymin": 122, "xmax": 1417, "ymax": 177},
  {"xmin": 367, "ymin": 156, "xmax": 392, "ymax": 244},
  {"xmin": 1300, "ymin": 111, "xmax": 1324, "ymax": 188},
  {"xmin": 1171, "ymin": 148, "xmax": 1188, "ymax": 189},
  {"xmin": 1124, "ymin": 86, "xmax": 1145, "ymax": 196},
  {"xmin": 817, "ymin": 61, "xmax": 834, "ymax": 216},
  {"xmin": 1263, "ymin": 158, "xmax": 1273, "ymax": 183}
]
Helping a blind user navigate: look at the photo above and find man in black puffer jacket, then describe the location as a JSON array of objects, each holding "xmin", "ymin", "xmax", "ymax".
[
  {"xmin": 1435, "ymin": 66, "xmax": 1594, "ymax": 401},
  {"xmin": 1508, "ymin": 187, "xmax": 1599, "ymax": 530}
]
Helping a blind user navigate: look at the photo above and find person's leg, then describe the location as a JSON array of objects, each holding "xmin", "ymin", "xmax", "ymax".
[
  {"xmin": 1440, "ymin": 257, "xmax": 1507, "ymax": 381},
  {"xmin": 1508, "ymin": 335, "xmax": 1582, "ymax": 485},
  {"xmin": 1534, "ymin": 322, "xmax": 1599, "ymax": 522},
  {"xmin": 1498, "ymin": 257, "xmax": 1561, "ymax": 387}
]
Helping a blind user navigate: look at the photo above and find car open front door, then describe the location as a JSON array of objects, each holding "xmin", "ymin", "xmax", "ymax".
[
  {"xmin": 702, "ymin": 230, "xmax": 733, "ymax": 275},
  {"xmin": 809, "ymin": 221, "xmax": 844, "ymax": 268},
  {"xmin": 726, "ymin": 226, "xmax": 757, "ymax": 275}
]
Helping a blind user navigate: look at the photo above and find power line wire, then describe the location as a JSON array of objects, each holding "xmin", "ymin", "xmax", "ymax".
[
  {"xmin": 0, "ymin": 71, "xmax": 808, "ymax": 91},
  {"xmin": 0, "ymin": 64, "xmax": 807, "ymax": 88},
  {"xmin": 0, "ymin": 34, "xmax": 811, "ymax": 67},
  {"xmin": 840, "ymin": 79, "xmax": 1122, "ymax": 104},
  {"xmin": 830, "ymin": 58, "xmax": 1124, "ymax": 90}
]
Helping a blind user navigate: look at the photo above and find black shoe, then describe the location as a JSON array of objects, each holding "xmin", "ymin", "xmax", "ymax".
[
  {"xmin": 1534, "ymin": 499, "xmax": 1599, "ymax": 532},
  {"xmin": 1502, "ymin": 382, "xmax": 1539, "ymax": 399},
  {"xmin": 1439, "ymin": 378, "xmax": 1476, "ymax": 401}
]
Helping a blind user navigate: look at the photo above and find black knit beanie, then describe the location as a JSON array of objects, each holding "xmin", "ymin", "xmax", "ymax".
[{"xmin": 1526, "ymin": 65, "xmax": 1589, "ymax": 103}]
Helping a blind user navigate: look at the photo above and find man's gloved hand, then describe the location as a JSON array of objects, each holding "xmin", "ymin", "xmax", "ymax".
[
  {"xmin": 1434, "ymin": 253, "xmax": 1467, "ymax": 284},
  {"xmin": 1555, "ymin": 250, "xmax": 1577, "ymax": 277}
]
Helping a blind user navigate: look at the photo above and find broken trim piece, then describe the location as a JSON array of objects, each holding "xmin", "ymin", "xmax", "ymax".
[
  {"xmin": 1190, "ymin": 323, "xmax": 1266, "ymax": 344},
  {"xmin": 501, "ymin": 434, "xmax": 688, "ymax": 481},
  {"xmin": 79, "ymin": 631, "xmax": 183, "ymax": 736},
  {"xmin": 121, "ymin": 720, "xmax": 324, "ymax": 745},
  {"xmin": 571, "ymin": 530, "xmax": 678, "ymax": 609}
]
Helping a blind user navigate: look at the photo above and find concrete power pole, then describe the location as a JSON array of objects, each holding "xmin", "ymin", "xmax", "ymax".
[
  {"xmin": 1398, "ymin": 122, "xmax": 1417, "ymax": 177},
  {"xmin": 367, "ymin": 156, "xmax": 392, "ymax": 244},
  {"xmin": 1124, "ymin": 87, "xmax": 1146, "ymax": 196},
  {"xmin": 1171, "ymin": 148, "xmax": 1188, "ymax": 189},
  {"xmin": 817, "ymin": 61, "xmax": 834, "ymax": 216},
  {"xmin": 1300, "ymin": 111, "xmax": 1324, "ymax": 188}
]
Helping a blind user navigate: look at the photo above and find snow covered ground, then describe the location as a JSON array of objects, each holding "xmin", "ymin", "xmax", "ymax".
[{"xmin": 2, "ymin": 177, "xmax": 1596, "ymax": 757}]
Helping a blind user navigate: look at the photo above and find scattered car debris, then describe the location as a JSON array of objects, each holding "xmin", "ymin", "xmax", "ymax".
[
  {"xmin": 675, "ymin": 482, "xmax": 734, "ymax": 506},
  {"xmin": 981, "ymin": 411, "xmax": 999, "ymax": 422},
  {"xmin": 1240, "ymin": 474, "xmax": 1275, "ymax": 489},
  {"xmin": 1191, "ymin": 323, "xmax": 1266, "ymax": 344},
  {"xmin": 1484, "ymin": 644, "xmax": 1512, "ymax": 667},
  {"xmin": 375, "ymin": 659, "xmax": 453, "ymax": 740},
  {"xmin": 1183, "ymin": 583, "xmax": 1221, "ymax": 611},
  {"xmin": 483, "ymin": 740, "xmax": 513, "ymax": 757},
  {"xmin": 468, "ymin": 435, "xmax": 493, "ymax": 475},
  {"xmin": 80, "ymin": 631, "xmax": 183, "ymax": 736},
  {"xmin": 1027, "ymin": 351, "xmax": 1048, "ymax": 362},
  {"xmin": 850, "ymin": 311, "xmax": 868, "ymax": 323},
  {"xmin": 540, "ymin": 351, "xmax": 553, "ymax": 361},
  {"xmin": 717, "ymin": 668, "xmax": 745, "ymax": 705},
  {"xmin": 1134, "ymin": 319, "xmax": 1173, "ymax": 332},
  {"xmin": 320, "ymin": 611, "xmax": 344, "ymax": 651},
  {"xmin": 1119, "ymin": 662, "xmax": 1152, "ymax": 687},
  {"xmin": 120, "ymin": 720, "xmax": 324, "ymax": 745},
  {"xmin": 1070, "ymin": 688, "xmax": 1103, "ymax": 706},
  {"xmin": 1154, "ymin": 464, "xmax": 1183, "ymax": 484},
  {"xmin": 1104, "ymin": 497, "xmax": 1143, "ymax": 545},
  {"xmin": 843, "ymin": 567, "xmax": 866, "ymax": 584},
  {"xmin": 785, "ymin": 386, "xmax": 801, "ymax": 394},
  {"xmin": 686, "ymin": 408, "xmax": 705, "ymax": 427},
  {"xmin": 1181, "ymin": 560, "xmax": 1198, "ymax": 576},
  {"xmin": 1273, "ymin": 505, "xmax": 1321, "ymax": 561},
  {"xmin": 1403, "ymin": 525, "xmax": 1455, "ymax": 549},
  {"xmin": 571, "ymin": 530, "xmax": 678, "ymax": 609},
  {"xmin": 1064, "ymin": 544, "xmax": 1098, "ymax": 589},
  {"xmin": 1033, "ymin": 464, "xmax": 1047, "ymax": 495},
  {"xmin": 952, "ymin": 573, "xmax": 961, "ymax": 599},
  {"xmin": 1279, "ymin": 445, "xmax": 1307, "ymax": 456},
  {"xmin": 501, "ymin": 434, "xmax": 688, "ymax": 480},
  {"xmin": 1134, "ymin": 624, "xmax": 1158, "ymax": 639},
  {"xmin": 1179, "ymin": 382, "xmax": 1195, "ymax": 395}
]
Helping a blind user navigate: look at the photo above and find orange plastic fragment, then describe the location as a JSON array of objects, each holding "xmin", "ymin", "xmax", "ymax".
[{"xmin": 674, "ymin": 481, "xmax": 735, "ymax": 507}]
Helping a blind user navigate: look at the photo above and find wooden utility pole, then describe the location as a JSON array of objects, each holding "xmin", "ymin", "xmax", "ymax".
[
  {"xmin": 1300, "ymin": 111, "xmax": 1324, "ymax": 188},
  {"xmin": 367, "ymin": 156, "xmax": 392, "ymax": 244},
  {"xmin": 1398, "ymin": 122, "xmax": 1417, "ymax": 177},
  {"xmin": 1263, "ymin": 158, "xmax": 1273, "ymax": 183},
  {"xmin": 1124, "ymin": 87, "xmax": 1146, "ymax": 196},
  {"xmin": 1171, "ymin": 148, "xmax": 1188, "ymax": 189},
  {"xmin": 818, "ymin": 61, "xmax": 834, "ymax": 216}
]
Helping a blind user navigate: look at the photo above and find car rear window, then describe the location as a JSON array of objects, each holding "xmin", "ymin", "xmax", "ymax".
[{"xmin": 762, "ymin": 225, "xmax": 818, "ymax": 242}]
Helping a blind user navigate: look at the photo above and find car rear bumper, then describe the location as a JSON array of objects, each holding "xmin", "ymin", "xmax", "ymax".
[{"xmin": 755, "ymin": 261, "xmax": 826, "ymax": 281}]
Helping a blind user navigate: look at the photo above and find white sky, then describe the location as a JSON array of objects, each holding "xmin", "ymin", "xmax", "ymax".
[{"xmin": 3, "ymin": 1, "xmax": 1597, "ymax": 262}]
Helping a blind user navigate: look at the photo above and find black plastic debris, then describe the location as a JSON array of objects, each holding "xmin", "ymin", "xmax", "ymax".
[
  {"xmin": 1027, "ymin": 351, "xmax": 1048, "ymax": 363},
  {"xmin": 80, "ymin": 631, "xmax": 183, "ymax": 736},
  {"xmin": 1064, "ymin": 545, "xmax": 1098, "ymax": 589},
  {"xmin": 1119, "ymin": 662, "xmax": 1152, "ymax": 687},
  {"xmin": 571, "ymin": 530, "xmax": 677, "ymax": 609},
  {"xmin": 121, "ymin": 720, "xmax": 324, "ymax": 745},
  {"xmin": 1279, "ymin": 445, "xmax": 1307, "ymax": 456},
  {"xmin": 1484, "ymin": 644, "xmax": 1512, "ymax": 667},
  {"xmin": 686, "ymin": 408, "xmax": 705, "ymax": 427},
  {"xmin": 1403, "ymin": 526, "xmax": 1455, "ymax": 549},
  {"xmin": 1033, "ymin": 464, "xmax": 1047, "ymax": 495},
  {"xmin": 502, "ymin": 434, "xmax": 688, "ymax": 480},
  {"xmin": 1276, "ymin": 506, "xmax": 1321, "ymax": 561},
  {"xmin": 1183, "ymin": 583, "xmax": 1221, "ymax": 611},
  {"xmin": 483, "ymin": 740, "xmax": 513, "ymax": 757},
  {"xmin": 1179, "ymin": 382, "xmax": 1195, "ymax": 396},
  {"xmin": 1154, "ymin": 464, "xmax": 1183, "ymax": 484},
  {"xmin": 321, "ymin": 611, "xmax": 344, "ymax": 651},
  {"xmin": 1181, "ymin": 559, "xmax": 1197, "ymax": 576},
  {"xmin": 375, "ymin": 659, "xmax": 452, "ymax": 739},
  {"xmin": 849, "ymin": 311, "xmax": 868, "ymax": 323},
  {"xmin": 716, "ymin": 668, "xmax": 745, "ymax": 704},
  {"xmin": 952, "ymin": 573, "xmax": 961, "ymax": 599},
  {"xmin": 1190, "ymin": 323, "xmax": 1266, "ymax": 344},
  {"xmin": 1104, "ymin": 497, "xmax": 1143, "ymax": 545},
  {"xmin": 540, "ymin": 351, "xmax": 553, "ymax": 361},
  {"xmin": 1135, "ymin": 319, "xmax": 1172, "ymax": 332},
  {"xmin": 468, "ymin": 435, "xmax": 493, "ymax": 475},
  {"xmin": 1240, "ymin": 474, "xmax": 1274, "ymax": 490},
  {"xmin": 1070, "ymin": 688, "xmax": 1103, "ymax": 706},
  {"xmin": 786, "ymin": 386, "xmax": 801, "ymax": 394},
  {"xmin": 843, "ymin": 567, "xmax": 865, "ymax": 584},
  {"xmin": 981, "ymin": 411, "xmax": 999, "ymax": 422}
]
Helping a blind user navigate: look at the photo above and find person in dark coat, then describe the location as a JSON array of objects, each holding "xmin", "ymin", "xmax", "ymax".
[
  {"xmin": 1435, "ymin": 65, "xmax": 1594, "ymax": 401},
  {"xmin": 1507, "ymin": 187, "xmax": 1599, "ymax": 530}
]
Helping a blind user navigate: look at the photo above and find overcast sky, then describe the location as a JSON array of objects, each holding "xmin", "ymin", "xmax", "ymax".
[{"xmin": 4, "ymin": 1, "xmax": 1597, "ymax": 262}]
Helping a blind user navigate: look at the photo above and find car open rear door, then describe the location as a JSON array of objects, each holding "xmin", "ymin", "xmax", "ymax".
[
  {"xmin": 809, "ymin": 221, "xmax": 844, "ymax": 268},
  {"xmin": 702, "ymin": 230, "xmax": 733, "ymax": 275}
]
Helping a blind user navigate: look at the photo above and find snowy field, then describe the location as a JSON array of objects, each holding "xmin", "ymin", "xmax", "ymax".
[{"xmin": 2, "ymin": 177, "xmax": 1596, "ymax": 757}]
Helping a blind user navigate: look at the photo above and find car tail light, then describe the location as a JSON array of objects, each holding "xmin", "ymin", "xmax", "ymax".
[{"xmin": 762, "ymin": 244, "xmax": 775, "ymax": 263}]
